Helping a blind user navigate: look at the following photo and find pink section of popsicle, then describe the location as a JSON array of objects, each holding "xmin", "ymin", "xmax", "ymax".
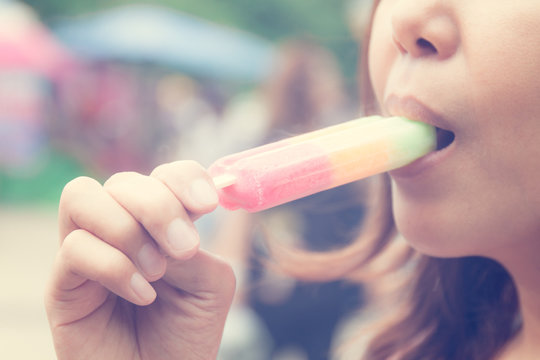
[{"xmin": 209, "ymin": 142, "xmax": 332, "ymax": 211}]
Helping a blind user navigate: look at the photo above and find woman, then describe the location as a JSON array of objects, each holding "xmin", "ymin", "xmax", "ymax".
[{"xmin": 45, "ymin": 0, "xmax": 540, "ymax": 359}]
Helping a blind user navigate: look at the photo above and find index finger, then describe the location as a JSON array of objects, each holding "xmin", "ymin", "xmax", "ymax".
[{"xmin": 150, "ymin": 160, "xmax": 219, "ymax": 219}]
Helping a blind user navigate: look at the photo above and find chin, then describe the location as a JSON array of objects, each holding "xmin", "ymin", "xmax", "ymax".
[
  {"xmin": 399, "ymin": 232, "xmax": 462, "ymax": 258},
  {"xmin": 396, "ymin": 222, "xmax": 456, "ymax": 258},
  {"xmin": 392, "ymin": 196, "xmax": 476, "ymax": 259}
]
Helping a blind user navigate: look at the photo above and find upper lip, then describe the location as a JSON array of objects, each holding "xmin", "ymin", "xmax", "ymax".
[
  {"xmin": 384, "ymin": 94, "xmax": 456, "ymax": 151},
  {"xmin": 383, "ymin": 94, "xmax": 452, "ymax": 132}
]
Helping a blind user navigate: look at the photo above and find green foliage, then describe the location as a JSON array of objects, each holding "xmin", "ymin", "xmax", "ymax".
[
  {"xmin": 21, "ymin": 0, "xmax": 359, "ymax": 77},
  {"xmin": 23, "ymin": 0, "xmax": 350, "ymax": 41}
]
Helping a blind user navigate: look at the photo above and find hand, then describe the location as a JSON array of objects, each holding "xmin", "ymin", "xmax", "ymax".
[{"xmin": 45, "ymin": 161, "xmax": 236, "ymax": 359}]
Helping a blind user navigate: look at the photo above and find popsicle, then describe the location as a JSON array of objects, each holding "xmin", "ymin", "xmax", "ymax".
[{"xmin": 208, "ymin": 116, "xmax": 436, "ymax": 212}]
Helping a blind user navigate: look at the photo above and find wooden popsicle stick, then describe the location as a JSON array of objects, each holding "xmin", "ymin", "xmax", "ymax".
[{"xmin": 212, "ymin": 173, "xmax": 237, "ymax": 188}]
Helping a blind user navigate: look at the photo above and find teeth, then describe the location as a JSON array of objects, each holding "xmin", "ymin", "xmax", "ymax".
[{"xmin": 436, "ymin": 127, "xmax": 455, "ymax": 150}]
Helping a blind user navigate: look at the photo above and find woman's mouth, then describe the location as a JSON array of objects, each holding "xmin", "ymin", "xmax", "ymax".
[
  {"xmin": 436, "ymin": 127, "xmax": 455, "ymax": 151},
  {"xmin": 383, "ymin": 94, "xmax": 458, "ymax": 178},
  {"xmin": 389, "ymin": 124, "xmax": 456, "ymax": 179},
  {"xmin": 383, "ymin": 95, "xmax": 455, "ymax": 152}
]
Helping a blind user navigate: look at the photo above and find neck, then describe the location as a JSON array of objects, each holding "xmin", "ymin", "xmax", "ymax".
[{"xmin": 492, "ymin": 240, "xmax": 540, "ymax": 359}]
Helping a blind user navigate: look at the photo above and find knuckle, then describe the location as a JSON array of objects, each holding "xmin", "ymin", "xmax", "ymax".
[
  {"xmin": 217, "ymin": 261, "xmax": 237, "ymax": 296},
  {"xmin": 103, "ymin": 171, "xmax": 139, "ymax": 190},
  {"xmin": 151, "ymin": 160, "xmax": 206, "ymax": 181},
  {"xmin": 60, "ymin": 176, "xmax": 99, "ymax": 205},
  {"xmin": 59, "ymin": 177, "xmax": 102, "ymax": 223},
  {"xmin": 62, "ymin": 229, "xmax": 129, "ymax": 281},
  {"xmin": 181, "ymin": 160, "xmax": 208, "ymax": 179},
  {"xmin": 60, "ymin": 229, "xmax": 87, "ymax": 264},
  {"xmin": 104, "ymin": 171, "xmax": 179, "ymax": 238},
  {"xmin": 149, "ymin": 163, "xmax": 169, "ymax": 179},
  {"xmin": 208, "ymin": 256, "xmax": 237, "ymax": 298},
  {"xmin": 137, "ymin": 195, "xmax": 175, "ymax": 234},
  {"xmin": 181, "ymin": 159, "xmax": 205, "ymax": 172},
  {"xmin": 106, "ymin": 215, "xmax": 142, "ymax": 249},
  {"xmin": 93, "ymin": 252, "xmax": 127, "ymax": 281}
]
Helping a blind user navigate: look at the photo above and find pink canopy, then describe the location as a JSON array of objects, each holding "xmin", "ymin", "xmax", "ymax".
[{"xmin": 0, "ymin": 1, "xmax": 76, "ymax": 79}]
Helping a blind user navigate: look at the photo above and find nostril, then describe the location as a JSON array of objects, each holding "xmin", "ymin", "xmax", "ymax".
[{"xmin": 416, "ymin": 38, "xmax": 437, "ymax": 54}]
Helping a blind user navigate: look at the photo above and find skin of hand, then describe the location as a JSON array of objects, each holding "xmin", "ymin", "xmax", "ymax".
[{"xmin": 44, "ymin": 160, "xmax": 236, "ymax": 360}]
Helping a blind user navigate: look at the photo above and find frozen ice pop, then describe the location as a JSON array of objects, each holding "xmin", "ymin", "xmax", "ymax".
[{"xmin": 208, "ymin": 116, "xmax": 436, "ymax": 212}]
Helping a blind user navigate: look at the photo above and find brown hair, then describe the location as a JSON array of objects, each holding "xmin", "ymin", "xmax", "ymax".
[
  {"xmin": 273, "ymin": 1, "xmax": 521, "ymax": 359},
  {"xmin": 264, "ymin": 37, "xmax": 348, "ymax": 134}
]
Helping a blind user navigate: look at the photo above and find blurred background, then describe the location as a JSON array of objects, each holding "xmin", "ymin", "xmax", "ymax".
[{"xmin": 0, "ymin": 0, "xmax": 372, "ymax": 358}]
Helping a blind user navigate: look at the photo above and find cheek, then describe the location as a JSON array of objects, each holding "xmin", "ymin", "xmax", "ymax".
[
  {"xmin": 465, "ymin": 28, "xmax": 540, "ymax": 186},
  {"xmin": 468, "ymin": 48, "xmax": 540, "ymax": 119},
  {"xmin": 464, "ymin": 8, "xmax": 540, "ymax": 120},
  {"xmin": 367, "ymin": 7, "xmax": 396, "ymax": 105}
]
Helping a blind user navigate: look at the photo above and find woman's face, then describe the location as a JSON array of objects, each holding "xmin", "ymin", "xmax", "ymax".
[{"xmin": 368, "ymin": 0, "xmax": 540, "ymax": 257}]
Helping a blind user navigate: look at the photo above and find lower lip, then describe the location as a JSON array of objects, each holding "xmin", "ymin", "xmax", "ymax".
[{"xmin": 389, "ymin": 141, "xmax": 455, "ymax": 179}]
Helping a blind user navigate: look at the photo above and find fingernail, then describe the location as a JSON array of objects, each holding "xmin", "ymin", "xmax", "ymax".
[
  {"xmin": 189, "ymin": 178, "xmax": 218, "ymax": 207},
  {"xmin": 137, "ymin": 243, "xmax": 165, "ymax": 277},
  {"xmin": 167, "ymin": 218, "xmax": 199, "ymax": 254},
  {"xmin": 130, "ymin": 272, "xmax": 156, "ymax": 304}
]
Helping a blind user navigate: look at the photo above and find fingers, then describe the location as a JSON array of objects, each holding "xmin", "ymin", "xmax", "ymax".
[
  {"xmin": 59, "ymin": 176, "xmax": 167, "ymax": 280},
  {"xmin": 103, "ymin": 161, "xmax": 218, "ymax": 260},
  {"xmin": 150, "ymin": 160, "xmax": 219, "ymax": 219},
  {"xmin": 103, "ymin": 172, "xmax": 197, "ymax": 260},
  {"xmin": 51, "ymin": 228, "xmax": 156, "ymax": 309},
  {"xmin": 54, "ymin": 161, "xmax": 220, "ymax": 306},
  {"xmin": 46, "ymin": 230, "xmax": 156, "ymax": 329}
]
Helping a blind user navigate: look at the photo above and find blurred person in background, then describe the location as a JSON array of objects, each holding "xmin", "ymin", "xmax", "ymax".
[
  {"xmin": 218, "ymin": 37, "xmax": 356, "ymax": 155},
  {"xmin": 55, "ymin": 60, "xmax": 168, "ymax": 175},
  {"xmin": 155, "ymin": 74, "xmax": 224, "ymax": 168},
  {"xmin": 210, "ymin": 37, "xmax": 365, "ymax": 360}
]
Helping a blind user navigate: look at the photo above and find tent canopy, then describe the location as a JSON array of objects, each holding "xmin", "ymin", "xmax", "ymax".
[{"xmin": 53, "ymin": 4, "xmax": 276, "ymax": 82}]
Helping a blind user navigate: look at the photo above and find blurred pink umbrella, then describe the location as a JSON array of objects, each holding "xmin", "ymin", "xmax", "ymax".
[{"xmin": 0, "ymin": 1, "xmax": 75, "ymax": 79}]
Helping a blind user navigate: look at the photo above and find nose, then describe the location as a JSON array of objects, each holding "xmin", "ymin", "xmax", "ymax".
[{"xmin": 391, "ymin": 1, "xmax": 459, "ymax": 60}]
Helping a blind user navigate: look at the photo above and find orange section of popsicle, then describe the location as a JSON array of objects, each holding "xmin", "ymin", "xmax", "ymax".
[{"xmin": 329, "ymin": 138, "xmax": 390, "ymax": 185}]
